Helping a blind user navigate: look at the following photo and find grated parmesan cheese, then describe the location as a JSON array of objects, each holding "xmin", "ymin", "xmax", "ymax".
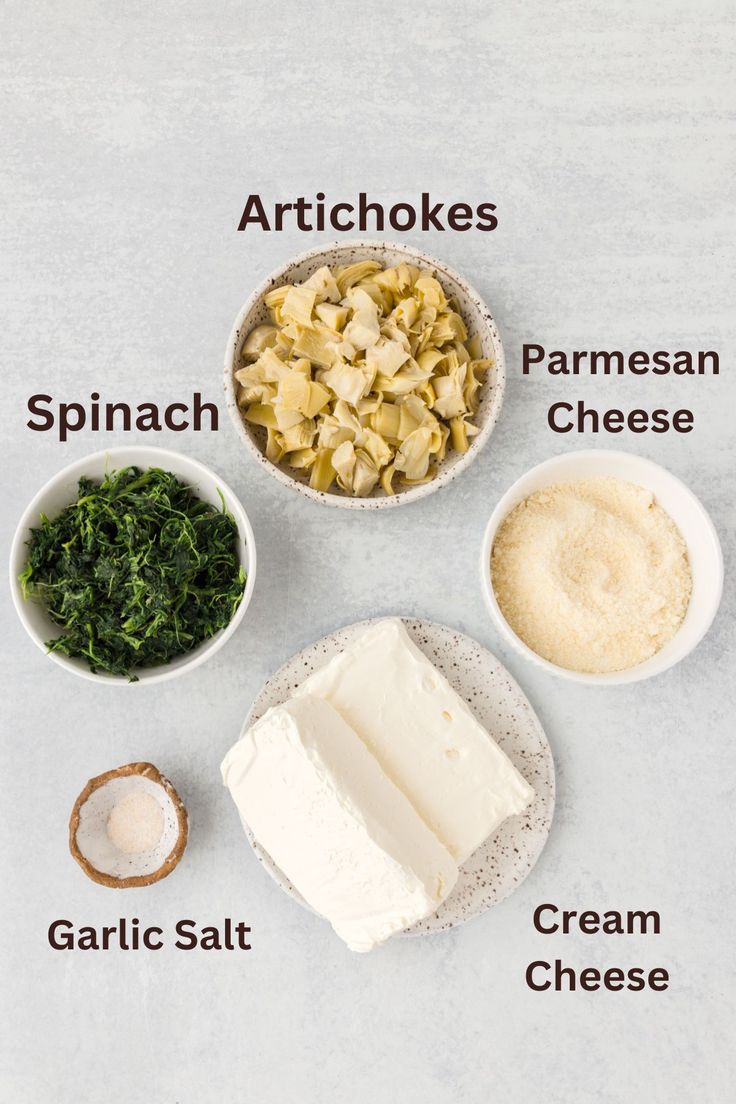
[{"xmin": 491, "ymin": 477, "xmax": 692, "ymax": 673}]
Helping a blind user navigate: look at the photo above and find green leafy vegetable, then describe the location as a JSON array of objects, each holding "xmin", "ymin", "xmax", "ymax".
[{"xmin": 19, "ymin": 466, "xmax": 246, "ymax": 680}]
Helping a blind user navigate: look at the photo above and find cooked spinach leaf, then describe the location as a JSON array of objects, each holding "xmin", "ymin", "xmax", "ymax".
[{"xmin": 19, "ymin": 466, "xmax": 246, "ymax": 680}]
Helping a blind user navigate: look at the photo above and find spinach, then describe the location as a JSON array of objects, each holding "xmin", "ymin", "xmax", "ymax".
[{"xmin": 19, "ymin": 466, "xmax": 246, "ymax": 680}]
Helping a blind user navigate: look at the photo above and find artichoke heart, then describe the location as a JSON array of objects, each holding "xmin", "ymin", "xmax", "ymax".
[
  {"xmin": 366, "ymin": 338, "xmax": 410, "ymax": 378},
  {"xmin": 279, "ymin": 372, "xmax": 331, "ymax": 418},
  {"xmin": 315, "ymin": 302, "xmax": 348, "ymax": 330},
  {"xmin": 394, "ymin": 427, "xmax": 433, "ymax": 482},
  {"xmin": 244, "ymin": 402, "xmax": 278, "ymax": 429},
  {"xmin": 335, "ymin": 260, "xmax": 382, "ymax": 296},
  {"xmin": 310, "ymin": 448, "xmax": 336, "ymax": 492},
  {"xmin": 320, "ymin": 361, "xmax": 373, "ymax": 405},
  {"xmin": 433, "ymin": 367, "xmax": 468, "ymax": 420},
  {"xmin": 303, "ymin": 265, "xmax": 341, "ymax": 303},
  {"xmin": 237, "ymin": 258, "xmax": 489, "ymax": 496},
  {"xmin": 292, "ymin": 324, "xmax": 341, "ymax": 367},
  {"xmin": 352, "ymin": 449, "xmax": 380, "ymax": 497},
  {"xmin": 332, "ymin": 440, "xmax": 357, "ymax": 493},
  {"xmin": 242, "ymin": 324, "xmax": 279, "ymax": 360},
  {"xmin": 280, "ymin": 417, "xmax": 316, "ymax": 453},
  {"xmin": 281, "ymin": 286, "xmax": 317, "ymax": 328}
]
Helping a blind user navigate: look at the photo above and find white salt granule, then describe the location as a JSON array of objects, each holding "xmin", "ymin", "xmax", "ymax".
[
  {"xmin": 107, "ymin": 791, "xmax": 164, "ymax": 854},
  {"xmin": 491, "ymin": 477, "xmax": 692, "ymax": 674}
]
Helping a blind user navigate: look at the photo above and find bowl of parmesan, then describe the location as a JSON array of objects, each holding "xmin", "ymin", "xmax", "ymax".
[
  {"xmin": 480, "ymin": 450, "xmax": 722, "ymax": 684},
  {"xmin": 224, "ymin": 241, "xmax": 505, "ymax": 508}
]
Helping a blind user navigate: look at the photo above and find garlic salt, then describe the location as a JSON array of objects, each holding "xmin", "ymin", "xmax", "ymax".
[{"xmin": 107, "ymin": 791, "xmax": 165, "ymax": 854}]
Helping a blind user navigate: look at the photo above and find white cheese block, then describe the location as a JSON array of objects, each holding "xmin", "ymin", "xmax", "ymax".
[
  {"xmin": 221, "ymin": 693, "xmax": 458, "ymax": 952},
  {"xmin": 298, "ymin": 619, "xmax": 534, "ymax": 863}
]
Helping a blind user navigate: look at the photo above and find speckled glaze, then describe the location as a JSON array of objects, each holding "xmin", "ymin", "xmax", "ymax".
[
  {"xmin": 239, "ymin": 617, "xmax": 555, "ymax": 941},
  {"xmin": 223, "ymin": 240, "xmax": 505, "ymax": 509}
]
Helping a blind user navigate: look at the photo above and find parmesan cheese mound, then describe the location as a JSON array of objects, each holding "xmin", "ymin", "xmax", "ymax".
[{"xmin": 491, "ymin": 477, "xmax": 692, "ymax": 673}]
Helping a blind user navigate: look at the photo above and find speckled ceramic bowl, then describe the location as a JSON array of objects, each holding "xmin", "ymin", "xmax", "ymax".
[{"xmin": 224, "ymin": 240, "xmax": 505, "ymax": 509}]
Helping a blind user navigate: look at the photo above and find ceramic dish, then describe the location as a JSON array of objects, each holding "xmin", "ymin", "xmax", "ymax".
[
  {"xmin": 69, "ymin": 761, "xmax": 188, "ymax": 888},
  {"xmin": 238, "ymin": 617, "xmax": 555, "ymax": 938},
  {"xmin": 480, "ymin": 449, "xmax": 723, "ymax": 685},
  {"xmin": 10, "ymin": 446, "xmax": 257, "ymax": 684},
  {"xmin": 224, "ymin": 240, "xmax": 505, "ymax": 509}
]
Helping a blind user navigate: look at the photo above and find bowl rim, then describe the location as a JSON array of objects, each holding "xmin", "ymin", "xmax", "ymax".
[
  {"xmin": 479, "ymin": 448, "xmax": 724, "ymax": 685},
  {"xmin": 223, "ymin": 238, "xmax": 506, "ymax": 509},
  {"xmin": 9, "ymin": 444, "xmax": 257, "ymax": 685}
]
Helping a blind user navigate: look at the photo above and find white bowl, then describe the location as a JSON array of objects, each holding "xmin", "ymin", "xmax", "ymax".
[
  {"xmin": 224, "ymin": 239, "xmax": 505, "ymax": 509},
  {"xmin": 480, "ymin": 449, "xmax": 723, "ymax": 685},
  {"xmin": 10, "ymin": 446, "xmax": 257, "ymax": 685}
]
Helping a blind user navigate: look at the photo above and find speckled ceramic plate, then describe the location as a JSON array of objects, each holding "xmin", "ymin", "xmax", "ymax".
[
  {"xmin": 224, "ymin": 240, "xmax": 505, "ymax": 509},
  {"xmin": 240, "ymin": 617, "xmax": 554, "ymax": 939}
]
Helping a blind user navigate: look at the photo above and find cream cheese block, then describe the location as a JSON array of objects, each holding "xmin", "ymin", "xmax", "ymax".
[
  {"xmin": 298, "ymin": 618, "xmax": 534, "ymax": 863},
  {"xmin": 221, "ymin": 693, "xmax": 458, "ymax": 952}
]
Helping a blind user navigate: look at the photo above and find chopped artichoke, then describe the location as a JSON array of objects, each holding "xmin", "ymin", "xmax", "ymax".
[
  {"xmin": 331, "ymin": 399, "xmax": 364, "ymax": 438},
  {"xmin": 342, "ymin": 288, "xmax": 381, "ymax": 350},
  {"xmin": 292, "ymin": 324, "xmax": 340, "ymax": 367},
  {"xmin": 370, "ymin": 402, "xmax": 401, "ymax": 441},
  {"xmin": 290, "ymin": 357, "xmax": 313, "ymax": 377},
  {"xmin": 264, "ymin": 286, "xmax": 291, "ymax": 310},
  {"xmin": 320, "ymin": 361, "xmax": 373, "ymax": 405},
  {"xmin": 237, "ymin": 258, "xmax": 489, "ymax": 496},
  {"xmin": 236, "ymin": 379, "xmax": 276, "ymax": 405},
  {"xmin": 303, "ymin": 265, "xmax": 341, "ymax": 303},
  {"xmin": 400, "ymin": 463, "xmax": 438, "ymax": 486},
  {"xmin": 394, "ymin": 427, "xmax": 433, "ymax": 481},
  {"xmin": 244, "ymin": 403, "xmax": 278, "ymax": 429},
  {"xmin": 282, "ymin": 286, "xmax": 317, "ymax": 328},
  {"xmin": 310, "ymin": 448, "xmax": 336, "ymax": 492},
  {"xmin": 317, "ymin": 414, "xmax": 354, "ymax": 450},
  {"xmin": 433, "ymin": 367, "xmax": 468, "ymax": 420},
  {"xmin": 430, "ymin": 312, "xmax": 464, "ymax": 345},
  {"xmin": 265, "ymin": 427, "xmax": 285, "ymax": 464},
  {"xmin": 335, "ymin": 261, "xmax": 382, "ymax": 296},
  {"xmin": 274, "ymin": 406, "xmax": 305, "ymax": 432},
  {"xmin": 355, "ymin": 280, "xmax": 389, "ymax": 311},
  {"xmin": 242, "ymin": 324, "xmax": 279, "ymax": 360},
  {"xmin": 450, "ymin": 416, "xmax": 471, "ymax": 453},
  {"xmin": 414, "ymin": 276, "xmax": 446, "ymax": 309},
  {"xmin": 416, "ymin": 347, "xmax": 445, "ymax": 374},
  {"xmin": 288, "ymin": 447, "xmax": 318, "ymax": 469},
  {"xmin": 253, "ymin": 346, "xmax": 291, "ymax": 384},
  {"xmin": 466, "ymin": 333, "xmax": 483, "ymax": 359},
  {"xmin": 391, "ymin": 297, "xmax": 419, "ymax": 330},
  {"xmin": 372, "ymin": 267, "xmax": 402, "ymax": 296},
  {"xmin": 380, "ymin": 463, "xmax": 396, "ymax": 496},
  {"xmin": 279, "ymin": 372, "xmax": 331, "ymax": 418},
  {"xmin": 360, "ymin": 428, "xmax": 392, "ymax": 469},
  {"xmin": 315, "ymin": 302, "xmax": 348, "ymax": 330},
  {"xmin": 366, "ymin": 338, "xmax": 410, "ymax": 378},
  {"xmin": 463, "ymin": 364, "xmax": 482, "ymax": 412},
  {"xmin": 332, "ymin": 440, "xmax": 357, "ymax": 493},
  {"xmin": 352, "ymin": 449, "xmax": 380, "ymax": 497},
  {"xmin": 280, "ymin": 417, "xmax": 316, "ymax": 453}
]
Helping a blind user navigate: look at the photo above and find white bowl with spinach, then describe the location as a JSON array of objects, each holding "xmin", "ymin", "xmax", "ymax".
[{"xmin": 10, "ymin": 446, "xmax": 256, "ymax": 684}]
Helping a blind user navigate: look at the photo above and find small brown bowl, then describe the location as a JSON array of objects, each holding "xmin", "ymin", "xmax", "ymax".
[{"xmin": 69, "ymin": 762, "xmax": 188, "ymax": 889}]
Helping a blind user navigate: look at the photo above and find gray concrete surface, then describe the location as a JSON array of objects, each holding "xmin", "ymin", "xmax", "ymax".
[{"xmin": 1, "ymin": 2, "xmax": 734, "ymax": 1101}]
